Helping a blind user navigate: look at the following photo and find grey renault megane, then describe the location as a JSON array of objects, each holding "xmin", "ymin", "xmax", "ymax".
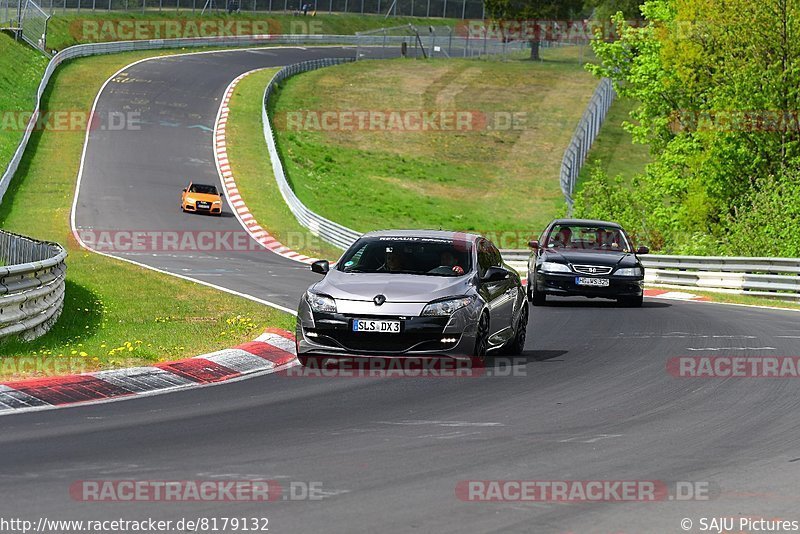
[{"xmin": 295, "ymin": 230, "xmax": 528, "ymax": 366}]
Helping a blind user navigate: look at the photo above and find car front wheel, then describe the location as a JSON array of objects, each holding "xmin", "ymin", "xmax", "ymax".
[
  {"xmin": 507, "ymin": 303, "xmax": 528, "ymax": 355},
  {"xmin": 472, "ymin": 312, "xmax": 490, "ymax": 362},
  {"xmin": 530, "ymin": 277, "xmax": 547, "ymax": 306}
]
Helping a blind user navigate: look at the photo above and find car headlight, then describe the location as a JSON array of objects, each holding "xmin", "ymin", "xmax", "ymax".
[
  {"xmin": 540, "ymin": 262, "xmax": 571, "ymax": 274},
  {"xmin": 616, "ymin": 267, "xmax": 643, "ymax": 276},
  {"xmin": 421, "ymin": 296, "xmax": 474, "ymax": 316},
  {"xmin": 306, "ymin": 292, "xmax": 336, "ymax": 313},
  {"xmin": 185, "ymin": 196, "xmax": 196, "ymax": 203},
  {"xmin": 213, "ymin": 200, "xmax": 221, "ymax": 204}
]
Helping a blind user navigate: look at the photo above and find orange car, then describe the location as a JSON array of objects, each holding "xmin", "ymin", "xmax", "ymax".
[{"xmin": 181, "ymin": 182, "xmax": 223, "ymax": 215}]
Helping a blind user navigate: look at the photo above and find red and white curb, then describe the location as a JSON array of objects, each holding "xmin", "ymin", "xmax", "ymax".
[
  {"xmin": 0, "ymin": 329, "xmax": 297, "ymax": 415},
  {"xmin": 215, "ymin": 70, "xmax": 317, "ymax": 265},
  {"xmin": 644, "ymin": 288, "xmax": 709, "ymax": 301}
]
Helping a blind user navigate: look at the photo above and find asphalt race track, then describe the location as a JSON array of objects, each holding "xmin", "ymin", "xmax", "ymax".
[
  {"xmin": 72, "ymin": 46, "xmax": 386, "ymax": 311},
  {"xmin": 4, "ymin": 48, "xmax": 800, "ymax": 533}
]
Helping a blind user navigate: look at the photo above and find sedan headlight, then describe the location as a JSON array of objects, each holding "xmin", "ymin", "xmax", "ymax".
[
  {"xmin": 307, "ymin": 292, "xmax": 336, "ymax": 313},
  {"xmin": 615, "ymin": 267, "xmax": 643, "ymax": 276},
  {"xmin": 421, "ymin": 296, "xmax": 474, "ymax": 316},
  {"xmin": 213, "ymin": 200, "xmax": 221, "ymax": 204},
  {"xmin": 540, "ymin": 262, "xmax": 571, "ymax": 274},
  {"xmin": 185, "ymin": 196, "xmax": 196, "ymax": 203}
]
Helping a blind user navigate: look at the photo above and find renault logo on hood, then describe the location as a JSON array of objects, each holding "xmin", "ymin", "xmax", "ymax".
[{"xmin": 373, "ymin": 294, "xmax": 386, "ymax": 306}]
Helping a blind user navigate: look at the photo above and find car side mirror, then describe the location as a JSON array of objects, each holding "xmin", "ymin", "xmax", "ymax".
[
  {"xmin": 636, "ymin": 246, "xmax": 649, "ymax": 255},
  {"xmin": 528, "ymin": 240, "xmax": 539, "ymax": 250},
  {"xmin": 182, "ymin": 188, "xmax": 187, "ymax": 192},
  {"xmin": 311, "ymin": 260, "xmax": 330, "ymax": 275},
  {"xmin": 481, "ymin": 266, "xmax": 509, "ymax": 283}
]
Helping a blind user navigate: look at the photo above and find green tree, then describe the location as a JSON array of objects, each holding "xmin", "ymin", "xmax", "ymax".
[
  {"xmin": 483, "ymin": 0, "xmax": 586, "ymax": 60},
  {"xmin": 578, "ymin": 0, "xmax": 800, "ymax": 255},
  {"xmin": 585, "ymin": 0, "xmax": 644, "ymax": 20}
]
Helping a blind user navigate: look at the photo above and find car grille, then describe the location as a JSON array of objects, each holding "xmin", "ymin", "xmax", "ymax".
[{"xmin": 572, "ymin": 264, "xmax": 613, "ymax": 275}]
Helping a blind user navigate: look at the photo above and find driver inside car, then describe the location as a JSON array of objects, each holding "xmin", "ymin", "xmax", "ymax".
[
  {"xmin": 429, "ymin": 250, "xmax": 465, "ymax": 275},
  {"xmin": 549, "ymin": 227, "xmax": 572, "ymax": 248}
]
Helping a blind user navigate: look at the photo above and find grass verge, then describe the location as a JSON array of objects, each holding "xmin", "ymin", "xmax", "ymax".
[
  {"xmin": 0, "ymin": 48, "xmax": 294, "ymax": 377},
  {"xmin": 46, "ymin": 12, "xmax": 458, "ymax": 52},
  {"xmin": 225, "ymin": 68, "xmax": 344, "ymax": 260},
  {"xmin": 575, "ymin": 95, "xmax": 650, "ymax": 193},
  {"xmin": 651, "ymin": 287, "xmax": 800, "ymax": 312},
  {"xmin": 0, "ymin": 34, "xmax": 49, "ymax": 174},
  {"xmin": 269, "ymin": 46, "xmax": 597, "ymax": 248}
]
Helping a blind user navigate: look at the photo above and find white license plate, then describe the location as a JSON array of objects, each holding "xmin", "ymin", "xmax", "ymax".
[
  {"xmin": 352, "ymin": 319, "xmax": 401, "ymax": 333},
  {"xmin": 576, "ymin": 276, "xmax": 610, "ymax": 287}
]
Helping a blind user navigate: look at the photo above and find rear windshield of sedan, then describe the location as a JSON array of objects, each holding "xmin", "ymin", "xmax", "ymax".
[
  {"xmin": 338, "ymin": 237, "xmax": 472, "ymax": 276},
  {"xmin": 545, "ymin": 225, "xmax": 632, "ymax": 251},
  {"xmin": 189, "ymin": 184, "xmax": 219, "ymax": 195}
]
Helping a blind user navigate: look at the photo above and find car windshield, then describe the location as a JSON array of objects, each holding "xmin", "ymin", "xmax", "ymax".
[
  {"xmin": 338, "ymin": 237, "xmax": 472, "ymax": 276},
  {"xmin": 189, "ymin": 184, "xmax": 218, "ymax": 195},
  {"xmin": 545, "ymin": 224, "xmax": 631, "ymax": 251}
]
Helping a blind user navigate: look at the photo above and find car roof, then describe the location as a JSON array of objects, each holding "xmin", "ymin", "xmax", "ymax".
[
  {"xmin": 360, "ymin": 229, "xmax": 483, "ymax": 242},
  {"xmin": 548, "ymin": 218, "xmax": 623, "ymax": 229}
]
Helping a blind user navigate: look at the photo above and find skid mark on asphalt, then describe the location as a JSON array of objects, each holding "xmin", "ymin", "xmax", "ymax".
[
  {"xmin": 376, "ymin": 420, "xmax": 504, "ymax": 427},
  {"xmin": 685, "ymin": 347, "xmax": 776, "ymax": 351}
]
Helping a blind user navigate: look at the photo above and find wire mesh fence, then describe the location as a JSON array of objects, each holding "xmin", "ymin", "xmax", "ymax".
[
  {"xmin": 559, "ymin": 77, "xmax": 615, "ymax": 214},
  {"xmin": 19, "ymin": 0, "xmax": 50, "ymax": 50},
  {"xmin": 1, "ymin": 0, "xmax": 484, "ymax": 17},
  {"xmin": 354, "ymin": 24, "xmax": 532, "ymax": 60}
]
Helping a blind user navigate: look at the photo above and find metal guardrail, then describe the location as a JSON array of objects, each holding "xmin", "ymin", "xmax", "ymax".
[
  {"xmin": 501, "ymin": 249, "xmax": 800, "ymax": 299},
  {"xmin": 0, "ymin": 230, "xmax": 67, "ymax": 340},
  {"xmin": 262, "ymin": 57, "xmax": 362, "ymax": 250},
  {"xmin": 559, "ymin": 77, "xmax": 615, "ymax": 214}
]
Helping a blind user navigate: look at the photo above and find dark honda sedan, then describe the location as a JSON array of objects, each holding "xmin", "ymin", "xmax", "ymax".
[
  {"xmin": 526, "ymin": 219, "xmax": 648, "ymax": 307},
  {"xmin": 296, "ymin": 230, "xmax": 528, "ymax": 366}
]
